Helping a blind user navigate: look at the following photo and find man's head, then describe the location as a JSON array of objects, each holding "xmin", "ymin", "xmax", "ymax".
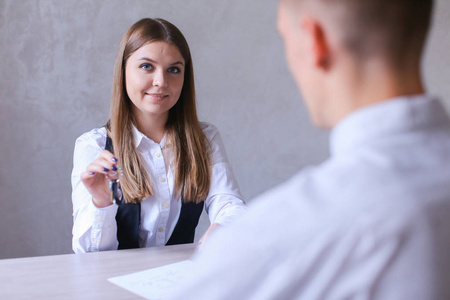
[{"xmin": 277, "ymin": 0, "xmax": 434, "ymax": 128}]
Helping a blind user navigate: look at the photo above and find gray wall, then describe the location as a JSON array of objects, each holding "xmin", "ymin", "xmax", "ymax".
[{"xmin": 0, "ymin": 0, "xmax": 449, "ymax": 259}]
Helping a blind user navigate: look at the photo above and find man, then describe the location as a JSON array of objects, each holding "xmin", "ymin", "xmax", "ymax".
[{"xmin": 169, "ymin": 0, "xmax": 450, "ymax": 298}]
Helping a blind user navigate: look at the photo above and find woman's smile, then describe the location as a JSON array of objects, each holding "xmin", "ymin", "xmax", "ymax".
[{"xmin": 145, "ymin": 92, "xmax": 169, "ymax": 101}]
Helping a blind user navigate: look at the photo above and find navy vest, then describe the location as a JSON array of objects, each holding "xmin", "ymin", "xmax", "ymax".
[{"xmin": 105, "ymin": 133, "xmax": 204, "ymax": 249}]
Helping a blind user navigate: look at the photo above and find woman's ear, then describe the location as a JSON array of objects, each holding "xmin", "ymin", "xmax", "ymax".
[{"xmin": 300, "ymin": 16, "xmax": 331, "ymax": 70}]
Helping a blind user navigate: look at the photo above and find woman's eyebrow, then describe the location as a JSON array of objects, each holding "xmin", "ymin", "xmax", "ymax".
[{"xmin": 138, "ymin": 57, "xmax": 184, "ymax": 66}]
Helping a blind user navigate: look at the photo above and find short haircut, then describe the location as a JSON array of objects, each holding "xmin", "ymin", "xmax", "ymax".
[{"xmin": 284, "ymin": 0, "xmax": 434, "ymax": 66}]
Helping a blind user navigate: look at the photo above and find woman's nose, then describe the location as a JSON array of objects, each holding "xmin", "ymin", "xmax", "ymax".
[{"xmin": 152, "ymin": 70, "xmax": 167, "ymax": 88}]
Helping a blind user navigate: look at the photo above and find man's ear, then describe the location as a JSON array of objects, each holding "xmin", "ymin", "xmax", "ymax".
[{"xmin": 300, "ymin": 16, "xmax": 330, "ymax": 70}]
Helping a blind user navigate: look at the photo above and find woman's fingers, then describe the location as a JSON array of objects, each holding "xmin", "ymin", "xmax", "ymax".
[
  {"xmin": 101, "ymin": 150, "xmax": 121, "ymax": 180},
  {"xmin": 99, "ymin": 150, "xmax": 118, "ymax": 166},
  {"xmin": 80, "ymin": 150, "xmax": 121, "ymax": 207},
  {"xmin": 86, "ymin": 150, "xmax": 120, "ymax": 177},
  {"xmin": 81, "ymin": 150, "xmax": 119, "ymax": 189},
  {"xmin": 95, "ymin": 151, "xmax": 117, "ymax": 171}
]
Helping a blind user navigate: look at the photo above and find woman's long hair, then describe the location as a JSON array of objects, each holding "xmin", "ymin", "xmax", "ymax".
[{"xmin": 109, "ymin": 18, "xmax": 211, "ymax": 204}]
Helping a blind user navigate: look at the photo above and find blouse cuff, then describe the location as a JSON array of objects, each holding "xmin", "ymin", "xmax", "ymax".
[{"xmin": 87, "ymin": 199, "xmax": 118, "ymax": 251}]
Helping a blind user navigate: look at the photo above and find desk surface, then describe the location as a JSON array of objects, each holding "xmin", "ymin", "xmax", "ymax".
[{"xmin": 0, "ymin": 243, "xmax": 196, "ymax": 299}]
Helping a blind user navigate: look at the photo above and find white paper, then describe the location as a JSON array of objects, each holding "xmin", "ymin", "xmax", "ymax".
[{"xmin": 108, "ymin": 260, "xmax": 194, "ymax": 300}]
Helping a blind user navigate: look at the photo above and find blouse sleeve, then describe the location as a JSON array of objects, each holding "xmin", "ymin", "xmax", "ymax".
[
  {"xmin": 201, "ymin": 123, "xmax": 247, "ymax": 226},
  {"xmin": 71, "ymin": 128, "xmax": 119, "ymax": 253}
]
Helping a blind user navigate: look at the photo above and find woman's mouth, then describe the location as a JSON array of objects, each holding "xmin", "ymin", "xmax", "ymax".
[{"xmin": 145, "ymin": 93, "xmax": 168, "ymax": 101}]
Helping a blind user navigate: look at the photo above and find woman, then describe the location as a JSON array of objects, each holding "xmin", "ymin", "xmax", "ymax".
[{"xmin": 71, "ymin": 18, "xmax": 246, "ymax": 253}]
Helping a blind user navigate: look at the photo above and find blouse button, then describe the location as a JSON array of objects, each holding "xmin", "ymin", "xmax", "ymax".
[
  {"xmin": 155, "ymin": 152, "xmax": 161, "ymax": 157},
  {"xmin": 162, "ymin": 202, "xmax": 169, "ymax": 208},
  {"xmin": 158, "ymin": 227, "xmax": 164, "ymax": 232},
  {"xmin": 159, "ymin": 176, "xmax": 166, "ymax": 182}
]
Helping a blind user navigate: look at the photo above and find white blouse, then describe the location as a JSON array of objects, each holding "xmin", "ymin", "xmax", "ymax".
[{"xmin": 71, "ymin": 122, "xmax": 246, "ymax": 253}]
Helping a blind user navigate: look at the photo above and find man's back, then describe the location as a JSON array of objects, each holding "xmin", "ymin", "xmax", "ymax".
[
  {"xmin": 169, "ymin": 0, "xmax": 449, "ymax": 298},
  {"xmin": 285, "ymin": 95, "xmax": 450, "ymax": 298},
  {"xmin": 171, "ymin": 95, "xmax": 450, "ymax": 299}
]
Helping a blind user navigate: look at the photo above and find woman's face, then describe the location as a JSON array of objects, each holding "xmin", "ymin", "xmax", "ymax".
[{"xmin": 125, "ymin": 41, "xmax": 185, "ymax": 123}]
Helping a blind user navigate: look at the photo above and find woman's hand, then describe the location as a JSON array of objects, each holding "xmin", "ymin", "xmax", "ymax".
[
  {"xmin": 80, "ymin": 150, "xmax": 120, "ymax": 208},
  {"xmin": 198, "ymin": 223, "xmax": 221, "ymax": 249}
]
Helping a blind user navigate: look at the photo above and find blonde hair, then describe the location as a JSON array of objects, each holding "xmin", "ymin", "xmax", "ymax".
[{"xmin": 109, "ymin": 18, "xmax": 211, "ymax": 204}]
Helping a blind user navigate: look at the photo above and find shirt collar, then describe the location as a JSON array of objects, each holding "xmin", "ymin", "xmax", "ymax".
[
  {"xmin": 132, "ymin": 125, "xmax": 167, "ymax": 150},
  {"xmin": 330, "ymin": 94, "xmax": 449, "ymax": 156}
]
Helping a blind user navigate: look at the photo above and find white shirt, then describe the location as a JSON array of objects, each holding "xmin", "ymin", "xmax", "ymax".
[
  {"xmin": 71, "ymin": 122, "xmax": 246, "ymax": 253},
  {"xmin": 169, "ymin": 95, "xmax": 450, "ymax": 300}
]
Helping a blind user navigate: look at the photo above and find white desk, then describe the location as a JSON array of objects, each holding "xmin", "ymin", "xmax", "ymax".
[{"xmin": 0, "ymin": 243, "xmax": 196, "ymax": 299}]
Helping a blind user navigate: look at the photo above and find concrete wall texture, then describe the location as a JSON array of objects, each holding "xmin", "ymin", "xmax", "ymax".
[{"xmin": 1, "ymin": 0, "xmax": 450, "ymax": 259}]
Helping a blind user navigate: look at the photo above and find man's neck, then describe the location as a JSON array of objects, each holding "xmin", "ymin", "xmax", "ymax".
[{"xmin": 327, "ymin": 58, "xmax": 425, "ymax": 127}]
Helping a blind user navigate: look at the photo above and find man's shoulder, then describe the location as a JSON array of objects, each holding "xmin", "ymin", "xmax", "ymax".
[
  {"xmin": 245, "ymin": 165, "xmax": 327, "ymax": 222},
  {"xmin": 246, "ymin": 156, "xmax": 449, "ymax": 232}
]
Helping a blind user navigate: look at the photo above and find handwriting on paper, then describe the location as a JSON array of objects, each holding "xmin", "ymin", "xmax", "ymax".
[{"xmin": 108, "ymin": 260, "xmax": 194, "ymax": 300}]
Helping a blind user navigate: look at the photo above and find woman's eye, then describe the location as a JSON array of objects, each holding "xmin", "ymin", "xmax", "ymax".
[
  {"xmin": 168, "ymin": 67, "xmax": 181, "ymax": 74},
  {"xmin": 140, "ymin": 63, "xmax": 153, "ymax": 71}
]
